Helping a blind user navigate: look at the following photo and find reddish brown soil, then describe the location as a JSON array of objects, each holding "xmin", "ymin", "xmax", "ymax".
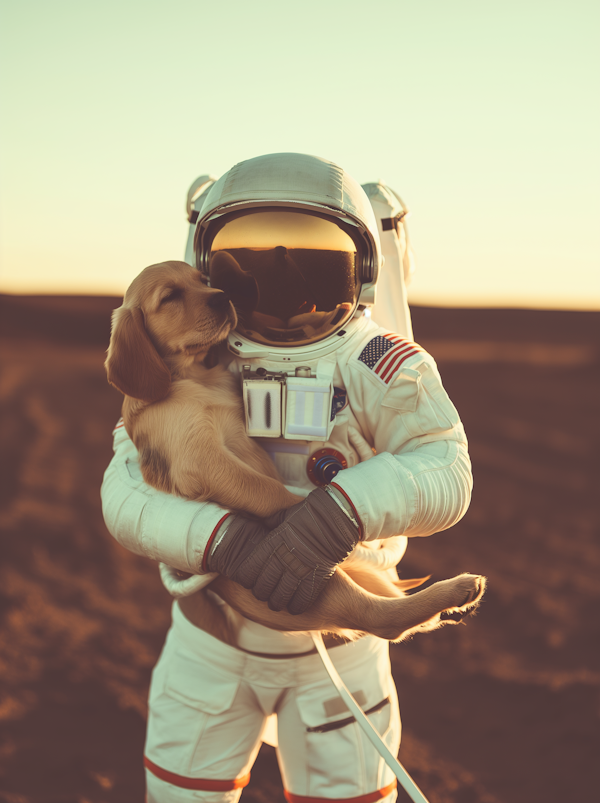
[{"xmin": 0, "ymin": 294, "xmax": 598, "ymax": 803}]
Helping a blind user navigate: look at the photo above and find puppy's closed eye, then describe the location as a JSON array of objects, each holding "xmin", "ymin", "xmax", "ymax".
[{"xmin": 160, "ymin": 287, "xmax": 183, "ymax": 305}]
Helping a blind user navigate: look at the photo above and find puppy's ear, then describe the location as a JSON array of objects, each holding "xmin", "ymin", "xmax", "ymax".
[{"xmin": 105, "ymin": 306, "xmax": 171, "ymax": 402}]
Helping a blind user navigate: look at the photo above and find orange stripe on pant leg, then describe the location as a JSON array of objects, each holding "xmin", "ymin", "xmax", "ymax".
[
  {"xmin": 144, "ymin": 756, "xmax": 250, "ymax": 791},
  {"xmin": 284, "ymin": 779, "xmax": 397, "ymax": 803}
]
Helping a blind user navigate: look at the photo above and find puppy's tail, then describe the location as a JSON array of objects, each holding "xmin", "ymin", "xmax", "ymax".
[
  {"xmin": 341, "ymin": 568, "xmax": 430, "ymax": 599},
  {"xmin": 395, "ymin": 575, "xmax": 431, "ymax": 592}
]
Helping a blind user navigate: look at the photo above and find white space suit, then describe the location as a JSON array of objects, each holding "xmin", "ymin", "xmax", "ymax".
[{"xmin": 101, "ymin": 153, "xmax": 472, "ymax": 803}]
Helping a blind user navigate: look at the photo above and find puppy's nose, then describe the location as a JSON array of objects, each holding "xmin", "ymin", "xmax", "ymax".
[{"xmin": 208, "ymin": 291, "xmax": 231, "ymax": 310}]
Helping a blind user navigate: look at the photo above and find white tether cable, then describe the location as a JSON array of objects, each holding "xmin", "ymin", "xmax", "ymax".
[{"xmin": 310, "ymin": 632, "xmax": 431, "ymax": 803}]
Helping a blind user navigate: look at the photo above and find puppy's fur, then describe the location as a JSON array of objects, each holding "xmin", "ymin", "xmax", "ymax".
[{"xmin": 106, "ymin": 261, "xmax": 485, "ymax": 645}]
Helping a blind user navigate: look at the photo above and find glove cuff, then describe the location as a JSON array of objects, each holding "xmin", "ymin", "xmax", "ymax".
[
  {"xmin": 330, "ymin": 452, "xmax": 416, "ymax": 541},
  {"xmin": 203, "ymin": 513, "xmax": 233, "ymax": 571},
  {"xmin": 305, "ymin": 486, "xmax": 360, "ymax": 556},
  {"xmin": 325, "ymin": 484, "xmax": 363, "ymax": 538}
]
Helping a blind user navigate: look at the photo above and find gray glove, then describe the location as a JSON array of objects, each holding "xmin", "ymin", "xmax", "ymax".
[{"xmin": 207, "ymin": 487, "xmax": 360, "ymax": 615}]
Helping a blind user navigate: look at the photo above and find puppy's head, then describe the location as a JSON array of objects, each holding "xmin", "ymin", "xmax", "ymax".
[{"xmin": 105, "ymin": 261, "xmax": 237, "ymax": 402}]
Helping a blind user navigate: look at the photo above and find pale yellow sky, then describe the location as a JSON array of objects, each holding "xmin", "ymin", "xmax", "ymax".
[{"xmin": 1, "ymin": 0, "xmax": 599, "ymax": 308}]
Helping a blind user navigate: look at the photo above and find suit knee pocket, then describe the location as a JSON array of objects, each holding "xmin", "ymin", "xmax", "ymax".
[
  {"xmin": 164, "ymin": 650, "xmax": 240, "ymax": 714},
  {"xmin": 295, "ymin": 675, "xmax": 392, "ymax": 737}
]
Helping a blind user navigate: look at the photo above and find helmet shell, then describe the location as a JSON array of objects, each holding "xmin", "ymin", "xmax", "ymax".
[{"xmin": 195, "ymin": 152, "xmax": 382, "ymax": 305}]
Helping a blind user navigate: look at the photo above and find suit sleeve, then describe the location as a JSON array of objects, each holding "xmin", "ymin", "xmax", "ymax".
[
  {"xmin": 100, "ymin": 423, "xmax": 230, "ymax": 573},
  {"xmin": 332, "ymin": 345, "xmax": 473, "ymax": 541}
]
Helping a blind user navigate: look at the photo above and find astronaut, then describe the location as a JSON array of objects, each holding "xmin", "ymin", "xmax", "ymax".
[{"xmin": 101, "ymin": 152, "xmax": 472, "ymax": 803}]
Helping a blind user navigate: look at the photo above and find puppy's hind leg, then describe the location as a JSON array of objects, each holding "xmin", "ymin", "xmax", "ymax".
[
  {"xmin": 300, "ymin": 571, "xmax": 486, "ymax": 642},
  {"xmin": 369, "ymin": 573, "xmax": 487, "ymax": 641},
  {"xmin": 212, "ymin": 571, "xmax": 486, "ymax": 642}
]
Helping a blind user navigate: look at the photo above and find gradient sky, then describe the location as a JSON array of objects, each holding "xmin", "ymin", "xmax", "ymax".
[{"xmin": 1, "ymin": 0, "xmax": 599, "ymax": 308}]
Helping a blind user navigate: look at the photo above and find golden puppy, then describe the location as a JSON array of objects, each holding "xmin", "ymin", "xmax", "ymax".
[{"xmin": 106, "ymin": 261, "xmax": 485, "ymax": 645}]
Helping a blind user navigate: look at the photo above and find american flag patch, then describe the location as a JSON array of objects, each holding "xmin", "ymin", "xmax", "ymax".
[{"xmin": 358, "ymin": 334, "xmax": 422, "ymax": 384}]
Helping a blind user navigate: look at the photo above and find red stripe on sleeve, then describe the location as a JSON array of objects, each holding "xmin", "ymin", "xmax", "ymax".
[
  {"xmin": 329, "ymin": 482, "xmax": 364, "ymax": 540},
  {"xmin": 201, "ymin": 513, "xmax": 232, "ymax": 572}
]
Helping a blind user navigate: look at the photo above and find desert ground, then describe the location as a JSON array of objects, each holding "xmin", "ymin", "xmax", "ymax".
[{"xmin": 0, "ymin": 294, "xmax": 598, "ymax": 803}]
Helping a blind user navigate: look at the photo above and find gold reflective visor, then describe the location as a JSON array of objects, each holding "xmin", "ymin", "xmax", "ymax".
[
  {"xmin": 211, "ymin": 210, "xmax": 357, "ymax": 252},
  {"xmin": 207, "ymin": 210, "xmax": 363, "ymax": 347}
]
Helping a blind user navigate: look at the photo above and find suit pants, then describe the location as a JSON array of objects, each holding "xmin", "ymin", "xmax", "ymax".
[{"xmin": 145, "ymin": 602, "xmax": 400, "ymax": 802}]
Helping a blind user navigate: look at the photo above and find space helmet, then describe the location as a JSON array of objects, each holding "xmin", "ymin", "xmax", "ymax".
[{"xmin": 194, "ymin": 153, "xmax": 383, "ymax": 351}]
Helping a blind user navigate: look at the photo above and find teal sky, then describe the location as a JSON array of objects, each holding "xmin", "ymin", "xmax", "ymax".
[{"xmin": 1, "ymin": 0, "xmax": 599, "ymax": 308}]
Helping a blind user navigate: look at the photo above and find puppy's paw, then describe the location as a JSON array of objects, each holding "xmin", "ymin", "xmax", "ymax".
[
  {"xmin": 438, "ymin": 573, "xmax": 486, "ymax": 622},
  {"xmin": 374, "ymin": 573, "xmax": 487, "ymax": 642}
]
